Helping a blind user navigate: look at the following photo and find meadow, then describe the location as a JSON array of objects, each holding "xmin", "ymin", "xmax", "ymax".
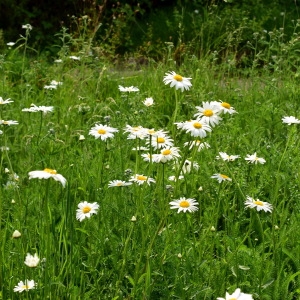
[{"xmin": 1, "ymin": 19, "xmax": 300, "ymax": 300}]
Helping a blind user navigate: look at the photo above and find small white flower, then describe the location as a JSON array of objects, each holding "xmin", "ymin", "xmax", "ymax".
[
  {"xmin": 129, "ymin": 174, "xmax": 156, "ymax": 185},
  {"xmin": 169, "ymin": 197, "xmax": 199, "ymax": 213},
  {"xmin": 89, "ymin": 124, "xmax": 118, "ymax": 141},
  {"xmin": 24, "ymin": 253, "xmax": 40, "ymax": 267},
  {"xmin": 181, "ymin": 119, "xmax": 212, "ymax": 138},
  {"xmin": 13, "ymin": 279, "xmax": 35, "ymax": 292},
  {"xmin": 54, "ymin": 59, "xmax": 63, "ymax": 63},
  {"xmin": 194, "ymin": 101, "xmax": 222, "ymax": 127},
  {"xmin": 124, "ymin": 125, "xmax": 147, "ymax": 140},
  {"xmin": 244, "ymin": 196, "xmax": 273, "ymax": 213},
  {"xmin": 282, "ymin": 116, "xmax": 300, "ymax": 125},
  {"xmin": 217, "ymin": 288, "xmax": 253, "ymax": 300},
  {"xmin": 147, "ymin": 131, "xmax": 174, "ymax": 150},
  {"xmin": 28, "ymin": 168, "xmax": 67, "ymax": 187},
  {"xmin": 0, "ymin": 97, "xmax": 13, "ymax": 104},
  {"xmin": 217, "ymin": 152, "xmax": 240, "ymax": 161},
  {"xmin": 178, "ymin": 159, "xmax": 199, "ymax": 174},
  {"xmin": 7, "ymin": 42, "xmax": 15, "ymax": 47},
  {"xmin": 211, "ymin": 173, "xmax": 232, "ymax": 183},
  {"xmin": 0, "ymin": 120, "xmax": 19, "ymax": 125},
  {"xmin": 245, "ymin": 152, "xmax": 266, "ymax": 164},
  {"xmin": 213, "ymin": 100, "xmax": 237, "ymax": 114},
  {"xmin": 163, "ymin": 71, "xmax": 192, "ymax": 92},
  {"xmin": 118, "ymin": 85, "xmax": 139, "ymax": 92},
  {"xmin": 168, "ymin": 175, "xmax": 184, "ymax": 181},
  {"xmin": 79, "ymin": 134, "xmax": 85, "ymax": 141},
  {"xmin": 108, "ymin": 180, "xmax": 132, "ymax": 187},
  {"xmin": 143, "ymin": 97, "xmax": 154, "ymax": 106},
  {"xmin": 153, "ymin": 147, "xmax": 181, "ymax": 163},
  {"xmin": 76, "ymin": 201, "xmax": 99, "ymax": 221}
]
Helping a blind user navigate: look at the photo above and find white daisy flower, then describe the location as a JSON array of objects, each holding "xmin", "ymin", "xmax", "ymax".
[
  {"xmin": 7, "ymin": 42, "xmax": 15, "ymax": 47},
  {"xmin": 217, "ymin": 152, "xmax": 240, "ymax": 161},
  {"xmin": 211, "ymin": 173, "xmax": 232, "ymax": 183},
  {"xmin": 108, "ymin": 180, "xmax": 132, "ymax": 187},
  {"xmin": 245, "ymin": 152, "xmax": 266, "ymax": 164},
  {"xmin": 213, "ymin": 100, "xmax": 237, "ymax": 114},
  {"xmin": 118, "ymin": 85, "xmax": 139, "ymax": 92},
  {"xmin": 24, "ymin": 253, "xmax": 40, "ymax": 267},
  {"xmin": 147, "ymin": 131, "xmax": 174, "ymax": 150},
  {"xmin": 22, "ymin": 104, "xmax": 54, "ymax": 114},
  {"xmin": 89, "ymin": 124, "xmax": 118, "ymax": 141},
  {"xmin": 0, "ymin": 97, "xmax": 13, "ymax": 105},
  {"xmin": 282, "ymin": 116, "xmax": 300, "ymax": 125},
  {"xmin": 76, "ymin": 201, "xmax": 99, "ymax": 222},
  {"xmin": 217, "ymin": 288, "xmax": 253, "ymax": 300},
  {"xmin": 54, "ymin": 59, "xmax": 63, "ymax": 63},
  {"xmin": 244, "ymin": 196, "xmax": 273, "ymax": 213},
  {"xmin": 129, "ymin": 174, "xmax": 156, "ymax": 185},
  {"xmin": 28, "ymin": 168, "xmax": 67, "ymax": 187},
  {"xmin": 181, "ymin": 119, "xmax": 212, "ymax": 138},
  {"xmin": 184, "ymin": 140, "xmax": 210, "ymax": 151},
  {"xmin": 194, "ymin": 101, "xmax": 222, "ymax": 127},
  {"xmin": 124, "ymin": 125, "xmax": 147, "ymax": 140},
  {"xmin": 13, "ymin": 279, "xmax": 35, "ymax": 293},
  {"xmin": 132, "ymin": 146, "xmax": 149, "ymax": 151},
  {"xmin": 169, "ymin": 197, "xmax": 199, "ymax": 213},
  {"xmin": 0, "ymin": 120, "xmax": 19, "ymax": 125},
  {"xmin": 44, "ymin": 85, "xmax": 57, "ymax": 90},
  {"xmin": 143, "ymin": 97, "xmax": 154, "ymax": 106},
  {"xmin": 163, "ymin": 71, "xmax": 192, "ymax": 92},
  {"xmin": 153, "ymin": 147, "xmax": 181, "ymax": 163}
]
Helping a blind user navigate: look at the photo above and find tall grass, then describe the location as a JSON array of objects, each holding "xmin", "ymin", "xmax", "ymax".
[{"xmin": 1, "ymin": 15, "xmax": 300, "ymax": 300}]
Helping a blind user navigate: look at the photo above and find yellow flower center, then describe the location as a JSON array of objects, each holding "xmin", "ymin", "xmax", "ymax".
[
  {"xmin": 116, "ymin": 182, "xmax": 123, "ymax": 186},
  {"xmin": 157, "ymin": 137, "xmax": 165, "ymax": 143},
  {"xmin": 162, "ymin": 149, "xmax": 171, "ymax": 155},
  {"xmin": 44, "ymin": 168, "xmax": 57, "ymax": 174},
  {"xmin": 98, "ymin": 129, "xmax": 106, "ymax": 135},
  {"xmin": 221, "ymin": 102, "xmax": 231, "ymax": 109},
  {"xmin": 22, "ymin": 285, "xmax": 30, "ymax": 290},
  {"xmin": 193, "ymin": 122, "xmax": 202, "ymax": 129},
  {"xmin": 229, "ymin": 298, "xmax": 237, "ymax": 300},
  {"xmin": 254, "ymin": 200, "xmax": 264, "ymax": 206},
  {"xmin": 203, "ymin": 109, "xmax": 213, "ymax": 117},
  {"xmin": 83, "ymin": 206, "xmax": 91, "ymax": 213},
  {"xmin": 179, "ymin": 200, "xmax": 190, "ymax": 208},
  {"xmin": 220, "ymin": 174, "xmax": 229, "ymax": 179},
  {"xmin": 173, "ymin": 74, "xmax": 183, "ymax": 81},
  {"xmin": 3, "ymin": 121, "xmax": 8, "ymax": 124},
  {"xmin": 137, "ymin": 175, "xmax": 147, "ymax": 181}
]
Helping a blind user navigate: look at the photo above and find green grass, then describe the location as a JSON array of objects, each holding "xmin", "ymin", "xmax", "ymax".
[{"xmin": 2, "ymin": 24, "xmax": 300, "ymax": 300}]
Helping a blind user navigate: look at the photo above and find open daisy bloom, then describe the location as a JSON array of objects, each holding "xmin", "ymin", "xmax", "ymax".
[
  {"xmin": 181, "ymin": 119, "xmax": 212, "ymax": 138},
  {"xmin": 118, "ymin": 85, "xmax": 139, "ymax": 92},
  {"xmin": 245, "ymin": 152, "xmax": 266, "ymax": 164},
  {"xmin": 282, "ymin": 116, "xmax": 300, "ymax": 125},
  {"xmin": 244, "ymin": 196, "xmax": 273, "ymax": 213},
  {"xmin": 217, "ymin": 152, "xmax": 240, "ymax": 162},
  {"xmin": 169, "ymin": 197, "xmax": 199, "ymax": 213},
  {"xmin": 211, "ymin": 173, "xmax": 232, "ymax": 183},
  {"xmin": 13, "ymin": 279, "xmax": 35, "ymax": 293},
  {"xmin": 0, "ymin": 97, "xmax": 13, "ymax": 105},
  {"xmin": 194, "ymin": 101, "xmax": 222, "ymax": 127},
  {"xmin": 76, "ymin": 201, "xmax": 99, "ymax": 221},
  {"xmin": 129, "ymin": 174, "xmax": 156, "ymax": 185},
  {"xmin": 28, "ymin": 168, "xmax": 67, "ymax": 187},
  {"xmin": 89, "ymin": 124, "xmax": 119, "ymax": 141},
  {"xmin": 217, "ymin": 288, "xmax": 253, "ymax": 300},
  {"xmin": 108, "ymin": 180, "xmax": 132, "ymax": 187},
  {"xmin": 163, "ymin": 71, "xmax": 192, "ymax": 92}
]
